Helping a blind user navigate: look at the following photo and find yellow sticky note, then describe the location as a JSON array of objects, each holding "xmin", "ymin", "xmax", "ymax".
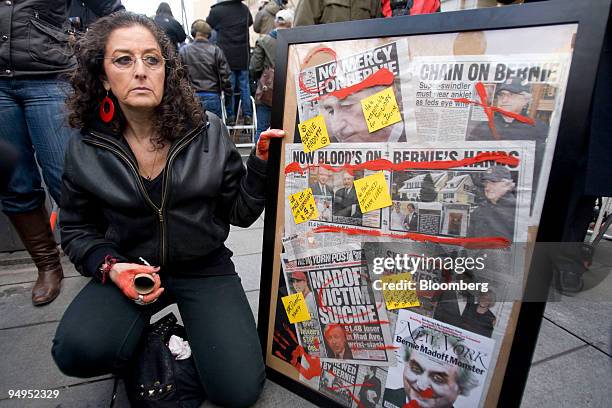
[
  {"xmin": 288, "ymin": 188, "xmax": 319, "ymax": 224},
  {"xmin": 354, "ymin": 172, "xmax": 392, "ymax": 213},
  {"xmin": 360, "ymin": 86, "xmax": 402, "ymax": 133},
  {"xmin": 282, "ymin": 292, "xmax": 312, "ymax": 323},
  {"xmin": 381, "ymin": 273, "xmax": 421, "ymax": 310},
  {"xmin": 298, "ymin": 114, "xmax": 331, "ymax": 153}
]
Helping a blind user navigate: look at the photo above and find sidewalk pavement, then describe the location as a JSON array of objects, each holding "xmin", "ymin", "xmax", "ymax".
[{"xmin": 0, "ymin": 213, "xmax": 610, "ymax": 407}]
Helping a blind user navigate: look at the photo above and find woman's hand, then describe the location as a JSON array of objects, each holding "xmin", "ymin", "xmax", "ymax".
[
  {"xmin": 256, "ymin": 129, "xmax": 286, "ymax": 161},
  {"xmin": 109, "ymin": 263, "xmax": 164, "ymax": 305}
]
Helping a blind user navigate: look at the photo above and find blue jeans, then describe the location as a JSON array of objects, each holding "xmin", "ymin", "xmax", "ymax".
[
  {"xmin": 226, "ymin": 70, "xmax": 252, "ymax": 118},
  {"xmin": 0, "ymin": 78, "xmax": 76, "ymax": 214},
  {"xmin": 197, "ymin": 91, "xmax": 222, "ymax": 119},
  {"xmin": 255, "ymin": 104, "xmax": 271, "ymax": 142}
]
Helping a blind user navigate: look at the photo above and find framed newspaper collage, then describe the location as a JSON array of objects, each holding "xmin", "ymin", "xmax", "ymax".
[{"xmin": 258, "ymin": 1, "xmax": 611, "ymax": 407}]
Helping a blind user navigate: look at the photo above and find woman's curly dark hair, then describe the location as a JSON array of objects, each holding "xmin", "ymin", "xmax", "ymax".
[{"xmin": 66, "ymin": 11, "xmax": 204, "ymax": 146}]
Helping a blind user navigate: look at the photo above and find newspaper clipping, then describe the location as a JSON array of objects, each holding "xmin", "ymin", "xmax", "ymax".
[
  {"xmin": 405, "ymin": 53, "xmax": 571, "ymax": 217},
  {"xmin": 282, "ymin": 245, "xmax": 393, "ymax": 364},
  {"xmin": 283, "ymin": 144, "xmax": 390, "ymax": 258},
  {"xmin": 388, "ymin": 141, "xmax": 535, "ymax": 243},
  {"xmin": 382, "ymin": 309, "xmax": 495, "ymax": 408},
  {"xmin": 295, "ymin": 40, "xmax": 414, "ymax": 143}
]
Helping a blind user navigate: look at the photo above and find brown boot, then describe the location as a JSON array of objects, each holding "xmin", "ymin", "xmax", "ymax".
[{"xmin": 7, "ymin": 207, "xmax": 64, "ymax": 306}]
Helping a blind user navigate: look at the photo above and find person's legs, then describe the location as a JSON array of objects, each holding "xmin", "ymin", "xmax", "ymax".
[
  {"xmin": 170, "ymin": 272, "xmax": 265, "ymax": 408},
  {"xmin": 21, "ymin": 78, "xmax": 76, "ymax": 204},
  {"xmin": 255, "ymin": 104, "xmax": 271, "ymax": 142},
  {"xmin": 197, "ymin": 91, "xmax": 223, "ymax": 119},
  {"xmin": 52, "ymin": 279, "xmax": 169, "ymax": 378},
  {"xmin": 237, "ymin": 70, "xmax": 253, "ymax": 120},
  {"xmin": 225, "ymin": 71, "xmax": 238, "ymax": 123},
  {"xmin": 0, "ymin": 78, "xmax": 45, "ymax": 213},
  {"xmin": 0, "ymin": 78, "xmax": 67, "ymax": 305}
]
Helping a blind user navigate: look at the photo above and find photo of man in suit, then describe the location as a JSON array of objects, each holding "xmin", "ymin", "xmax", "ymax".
[
  {"xmin": 323, "ymin": 324, "xmax": 353, "ymax": 359},
  {"xmin": 310, "ymin": 167, "xmax": 334, "ymax": 198},
  {"xmin": 333, "ymin": 171, "xmax": 362, "ymax": 222},
  {"xmin": 358, "ymin": 366, "xmax": 382, "ymax": 408},
  {"xmin": 403, "ymin": 203, "xmax": 418, "ymax": 231}
]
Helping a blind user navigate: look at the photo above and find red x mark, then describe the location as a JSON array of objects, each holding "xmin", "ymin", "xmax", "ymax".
[{"xmin": 452, "ymin": 82, "xmax": 535, "ymax": 139}]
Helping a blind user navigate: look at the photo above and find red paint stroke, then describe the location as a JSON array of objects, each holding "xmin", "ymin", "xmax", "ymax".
[
  {"xmin": 290, "ymin": 345, "xmax": 322, "ymax": 380},
  {"xmin": 49, "ymin": 210, "xmax": 58, "ymax": 233},
  {"xmin": 274, "ymin": 350, "xmax": 287, "ymax": 361},
  {"xmin": 419, "ymin": 388, "xmax": 434, "ymax": 398},
  {"xmin": 329, "ymin": 382, "xmax": 376, "ymax": 391},
  {"xmin": 313, "ymin": 338, "xmax": 320, "ymax": 349},
  {"xmin": 314, "ymin": 68, "xmax": 395, "ymax": 102},
  {"xmin": 404, "ymin": 400, "xmax": 421, "ymax": 408},
  {"xmin": 298, "ymin": 47, "xmax": 337, "ymax": 94},
  {"xmin": 375, "ymin": 345, "xmax": 400, "ymax": 351},
  {"xmin": 338, "ymin": 320, "xmax": 390, "ymax": 326},
  {"xmin": 285, "ymin": 152, "xmax": 520, "ymax": 176},
  {"xmin": 313, "ymin": 225, "xmax": 511, "ymax": 249},
  {"xmin": 273, "ymin": 334, "xmax": 288, "ymax": 350},
  {"xmin": 274, "ymin": 330, "xmax": 290, "ymax": 348},
  {"xmin": 475, "ymin": 82, "xmax": 498, "ymax": 139},
  {"xmin": 283, "ymin": 323, "xmax": 299, "ymax": 345},
  {"xmin": 452, "ymin": 81, "xmax": 535, "ymax": 138},
  {"xmin": 345, "ymin": 389, "xmax": 364, "ymax": 408}
]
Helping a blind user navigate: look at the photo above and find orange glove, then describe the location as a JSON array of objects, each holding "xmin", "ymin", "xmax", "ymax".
[
  {"xmin": 109, "ymin": 263, "xmax": 164, "ymax": 304},
  {"xmin": 256, "ymin": 129, "xmax": 286, "ymax": 161}
]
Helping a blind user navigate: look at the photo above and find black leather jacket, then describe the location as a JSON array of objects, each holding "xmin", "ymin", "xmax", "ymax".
[
  {"xmin": 59, "ymin": 113, "xmax": 267, "ymax": 276},
  {"xmin": 179, "ymin": 39, "xmax": 233, "ymax": 95},
  {"xmin": 0, "ymin": 0, "xmax": 123, "ymax": 77}
]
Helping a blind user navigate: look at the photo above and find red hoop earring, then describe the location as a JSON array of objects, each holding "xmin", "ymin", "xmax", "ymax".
[{"xmin": 99, "ymin": 92, "xmax": 115, "ymax": 123}]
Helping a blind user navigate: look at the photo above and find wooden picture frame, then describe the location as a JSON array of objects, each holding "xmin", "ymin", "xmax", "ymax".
[{"xmin": 257, "ymin": 1, "xmax": 611, "ymax": 407}]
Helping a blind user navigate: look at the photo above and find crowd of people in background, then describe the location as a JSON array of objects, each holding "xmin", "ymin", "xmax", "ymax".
[
  {"xmin": 0, "ymin": 0, "xmax": 441, "ymax": 307},
  {"xmin": 2, "ymin": 0, "xmax": 605, "ymax": 301}
]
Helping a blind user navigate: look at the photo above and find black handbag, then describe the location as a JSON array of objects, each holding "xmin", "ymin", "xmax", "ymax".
[{"xmin": 113, "ymin": 313, "xmax": 205, "ymax": 408}]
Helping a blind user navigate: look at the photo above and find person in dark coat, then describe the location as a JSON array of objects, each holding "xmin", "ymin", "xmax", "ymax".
[
  {"xmin": 403, "ymin": 203, "xmax": 418, "ymax": 231},
  {"xmin": 180, "ymin": 20, "xmax": 232, "ymax": 118},
  {"xmin": 467, "ymin": 77, "xmax": 549, "ymax": 199},
  {"xmin": 333, "ymin": 171, "xmax": 362, "ymax": 222},
  {"xmin": 154, "ymin": 2, "xmax": 186, "ymax": 51},
  {"xmin": 0, "ymin": 0, "xmax": 121, "ymax": 306},
  {"xmin": 460, "ymin": 292, "xmax": 496, "ymax": 338},
  {"xmin": 253, "ymin": 0, "xmax": 286, "ymax": 35},
  {"xmin": 468, "ymin": 166, "xmax": 517, "ymax": 241},
  {"xmin": 309, "ymin": 167, "xmax": 334, "ymax": 198},
  {"xmin": 50, "ymin": 12, "xmax": 285, "ymax": 405},
  {"xmin": 323, "ymin": 324, "xmax": 353, "ymax": 359},
  {"xmin": 358, "ymin": 366, "xmax": 382, "ymax": 408},
  {"xmin": 207, "ymin": 0, "xmax": 254, "ymax": 125},
  {"xmin": 69, "ymin": 0, "xmax": 124, "ymax": 31},
  {"xmin": 250, "ymin": 9, "xmax": 293, "ymax": 141},
  {"xmin": 294, "ymin": 0, "xmax": 382, "ymax": 26}
]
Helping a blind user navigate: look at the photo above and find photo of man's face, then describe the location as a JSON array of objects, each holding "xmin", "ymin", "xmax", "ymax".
[
  {"xmin": 325, "ymin": 326, "xmax": 348, "ymax": 355},
  {"xmin": 342, "ymin": 172, "xmax": 355, "ymax": 189},
  {"xmin": 483, "ymin": 179, "xmax": 513, "ymax": 204},
  {"xmin": 403, "ymin": 351, "xmax": 461, "ymax": 408},
  {"xmin": 318, "ymin": 168, "xmax": 331, "ymax": 185},
  {"xmin": 321, "ymin": 86, "xmax": 398, "ymax": 143},
  {"xmin": 291, "ymin": 278, "xmax": 308, "ymax": 294},
  {"xmin": 495, "ymin": 90, "xmax": 529, "ymax": 115}
]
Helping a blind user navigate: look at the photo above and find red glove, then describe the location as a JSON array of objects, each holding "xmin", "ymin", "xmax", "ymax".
[
  {"xmin": 256, "ymin": 129, "xmax": 286, "ymax": 161},
  {"xmin": 110, "ymin": 263, "xmax": 164, "ymax": 304}
]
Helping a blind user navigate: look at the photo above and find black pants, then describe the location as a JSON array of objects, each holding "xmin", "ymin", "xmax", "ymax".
[{"xmin": 52, "ymin": 270, "xmax": 265, "ymax": 408}]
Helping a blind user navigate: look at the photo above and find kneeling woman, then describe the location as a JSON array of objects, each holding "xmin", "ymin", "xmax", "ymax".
[{"xmin": 52, "ymin": 11, "xmax": 283, "ymax": 407}]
